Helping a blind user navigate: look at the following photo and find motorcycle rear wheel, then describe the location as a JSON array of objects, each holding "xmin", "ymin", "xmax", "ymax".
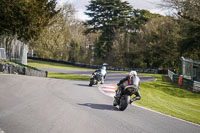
[{"xmin": 118, "ymin": 95, "xmax": 130, "ymax": 111}]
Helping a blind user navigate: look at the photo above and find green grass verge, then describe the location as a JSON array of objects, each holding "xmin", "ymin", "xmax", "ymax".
[
  {"xmin": 27, "ymin": 59, "xmax": 125, "ymax": 72},
  {"xmin": 134, "ymin": 74, "xmax": 200, "ymax": 124},
  {"xmin": 28, "ymin": 59, "xmax": 95, "ymax": 70},
  {"xmin": 48, "ymin": 72, "xmax": 91, "ymax": 81}
]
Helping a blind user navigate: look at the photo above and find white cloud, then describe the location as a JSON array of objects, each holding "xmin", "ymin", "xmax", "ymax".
[{"xmin": 57, "ymin": 0, "xmax": 169, "ymax": 20}]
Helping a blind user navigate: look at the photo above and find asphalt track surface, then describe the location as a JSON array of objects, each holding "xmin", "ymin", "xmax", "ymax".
[
  {"xmin": 39, "ymin": 68, "xmax": 157, "ymax": 83},
  {"xmin": 0, "ymin": 71, "xmax": 200, "ymax": 133}
]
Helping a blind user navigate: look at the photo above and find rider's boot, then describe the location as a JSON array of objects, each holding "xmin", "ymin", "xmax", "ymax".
[
  {"xmin": 130, "ymin": 96, "xmax": 140, "ymax": 104},
  {"xmin": 101, "ymin": 78, "xmax": 104, "ymax": 84},
  {"xmin": 130, "ymin": 98, "xmax": 136, "ymax": 104}
]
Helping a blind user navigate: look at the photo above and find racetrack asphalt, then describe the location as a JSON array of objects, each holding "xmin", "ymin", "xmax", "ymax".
[
  {"xmin": 0, "ymin": 74, "xmax": 200, "ymax": 133},
  {"xmin": 38, "ymin": 67, "xmax": 157, "ymax": 83}
]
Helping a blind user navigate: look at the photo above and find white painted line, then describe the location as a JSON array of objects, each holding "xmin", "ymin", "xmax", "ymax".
[{"xmin": 132, "ymin": 104, "xmax": 200, "ymax": 127}]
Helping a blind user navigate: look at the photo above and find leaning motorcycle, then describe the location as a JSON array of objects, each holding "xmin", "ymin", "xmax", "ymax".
[
  {"xmin": 113, "ymin": 85, "xmax": 138, "ymax": 111},
  {"xmin": 89, "ymin": 72, "xmax": 104, "ymax": 86}
]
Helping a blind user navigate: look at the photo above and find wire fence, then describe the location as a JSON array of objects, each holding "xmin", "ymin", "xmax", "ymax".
[
  {"xmin": 0, "ymin": 36, "xmax": 28, "ymax": 65},
  {"xmin": 181, "ymin": 57, "xmax": 200, "ymax": 82},
  {"xmin": 168, "ymin": 70, "xmax": 200, "ymax": 92}
]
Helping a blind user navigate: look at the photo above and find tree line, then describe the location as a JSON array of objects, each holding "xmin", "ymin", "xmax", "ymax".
[
  {"xmin": 0, "ymin": 0, "xmax": 199, "ymax": 73},
  {"xmin": 84, "ymin": 0, "xmax": 200, "ymax": 73}
]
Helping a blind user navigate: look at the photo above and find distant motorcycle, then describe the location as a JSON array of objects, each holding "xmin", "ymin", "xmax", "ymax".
[
  {"xmin": 89, "ymin": 71, "xmax": 104, "ymax": 86},
  {"xmin": 113, "ymin": 85, "xmax": 138, "ymax": 111}
]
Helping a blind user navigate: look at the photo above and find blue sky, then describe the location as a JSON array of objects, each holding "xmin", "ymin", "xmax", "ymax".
[{"xmin": 57, "ymin": 0, "xmax": 170, "ymax": 20}]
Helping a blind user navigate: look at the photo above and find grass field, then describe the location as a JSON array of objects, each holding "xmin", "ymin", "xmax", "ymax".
[
  {"xmin": 48, "ymin": 72, "xmax": 91, "ymax": 81},
  {"xmin": 135, "ymin": 74, "xmax": 200, "ymax": 124},
  {"xmin": 28, "ymin": 59, "xmax": 119, "ymax": 72},
  {"xmin": 28, "ymin": 59, "xmax": 95, "ymax": 70},
  {"xmin": 0, "ymin": 59, "xmax": 15, "ymax": 64}
]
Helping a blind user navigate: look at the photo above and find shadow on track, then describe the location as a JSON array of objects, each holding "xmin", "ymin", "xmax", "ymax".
[
  {"xmin": 75, "ymin": 84, "xmax": 90, "ymax": 87},
  {"xmin": 78, "ymin": 103, "xmax": 118, "ymax": 111}
]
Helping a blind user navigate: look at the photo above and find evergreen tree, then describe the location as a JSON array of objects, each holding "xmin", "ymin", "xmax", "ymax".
[
  {"xmin": 128, "ymin": 9, "xmax": 162, "ymax": 34},
  {"xmin": 85, "ymin": 0, "xmax": 133, "ymax": 59}
]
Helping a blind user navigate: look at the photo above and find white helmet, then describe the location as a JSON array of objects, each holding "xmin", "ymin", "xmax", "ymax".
[{"xmin": 129, "ymin": 71, "xmax": 137, "ymax": 77}]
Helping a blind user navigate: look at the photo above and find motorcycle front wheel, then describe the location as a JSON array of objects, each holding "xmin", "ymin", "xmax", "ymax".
[
  {"xmin": 89, "ymin": 78, "xmax": 94, "ymax": 86},
  {"xmin": 113, "ymin": 98, "xmax": 118, "ymax": 106}
]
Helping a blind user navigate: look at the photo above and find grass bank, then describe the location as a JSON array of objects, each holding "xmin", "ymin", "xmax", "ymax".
[
  {"xmin": 0, "ymin": 59, "xmax": 16, "ymax": 65},
  {"xmin": 28, "ymin": 59, "xmax": 92, "ymax": 80},
  {"xmin": 28, "ymin": 59, "xmax": 116, "ymax": 72},
  {"xmin": 28, "ymin": 59, "xmax": 95, "ymax": 71},
  {"xmin": 135, "ymin": 74, "xmax": 200, "ymax": 124},
  {"xmin": 0, "ymin": 59, "xmax": 39, "ymax": 71},
  {"xmin": 48, "ymin": 72, "xmax": 91, "ymax": 81}
]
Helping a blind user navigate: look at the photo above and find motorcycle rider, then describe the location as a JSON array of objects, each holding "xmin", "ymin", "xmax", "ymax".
[
  {"xmin": 100, "ymin": 66, "xmax": 107, "ymax": 80},
  {"xmin": 115, "ymin": 71, "xmax": 141, "ymax": 104},
  {"xmin": 92, "ymin": 69, "xmax": 101, "ymax": 82},
  {"xmin": 92, "ymin": 65, "xmax": 107, "ymax": 83}
]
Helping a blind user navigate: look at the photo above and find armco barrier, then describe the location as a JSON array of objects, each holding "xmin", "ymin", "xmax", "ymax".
[
  {"xmin": 193, "ymin": 81, "xmax": 200, "ymax": 92},
  {"xmin": 173, "ymin": 74, "xmax": 179, "ymax": 84},
  {"xmin": 182, "ymin": 78, "xmax": 193, "ymax": 89}
]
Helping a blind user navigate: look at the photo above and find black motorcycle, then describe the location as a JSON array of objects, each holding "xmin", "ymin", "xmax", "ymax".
[
  {"xmin": 113, "ymin": 85, "xmax": 138, "ymax": 111},
  {"xmin": 89, "ymin": 72, "xmax": 103, "ymax": 86}
]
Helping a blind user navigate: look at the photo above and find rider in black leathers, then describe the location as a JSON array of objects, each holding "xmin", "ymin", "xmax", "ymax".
[{"xmin": 115, "ymin": 71, "xmax": 141, "ymax": 104}]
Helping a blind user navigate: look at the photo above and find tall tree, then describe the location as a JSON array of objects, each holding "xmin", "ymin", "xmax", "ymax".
[
  {"xmin": 85, "ymin": 0, "xmax": 133, "ymax": 59},
  {"xmin": 126, "ymin": 9, "xmax": 162, "ymax": 52},
  {"xmin": 128, "ymin": 9, "xmax": 162, "ymax": 34},
  {"xmin": 0, "ymin": 0, "xmax": 58, "ymax": 42},
  {"xmin": 31, "ymin": 3, "xmax": 99, "ymax": 63},
  {"xmin": 132, "ymin": 16, "xmax": 180, "ymax": 70},
  {"xmin": 163, "ymin": 0, "xmax": 200, "ymax": 59}
]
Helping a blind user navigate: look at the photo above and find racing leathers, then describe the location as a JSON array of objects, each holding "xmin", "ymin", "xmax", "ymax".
[{"xmin": 115, "ymin": 75, "xmax": 141, "ymax": 103}]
